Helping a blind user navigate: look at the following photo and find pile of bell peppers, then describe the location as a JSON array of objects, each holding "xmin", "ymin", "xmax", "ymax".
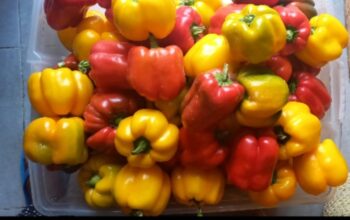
[{"xmin": 23, "ymin": 0, "xmax": 349, "ymax": 216}]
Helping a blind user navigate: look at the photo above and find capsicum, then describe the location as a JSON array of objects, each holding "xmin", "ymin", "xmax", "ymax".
[
  {"xmin": 84, "ymin": 91, "xmax": 145, "ymax": 153},
  {"xmin": 279, "ymin": 0, "xmax": 317, "ymax": 19},
  {"xmin": 56, "ymin": 53, "xmax": 79, "ymax": 70},
  {"xmin": 265, "ymin": 55, "xmax": 292, "ymax": 81},
  {"xmin": 78, "ymin": 153, "xmax": 122, "ymax": 208},
  {"xmin": 28, "ymin": 67, "xmax": 94, "ymax": 117},
  {"xmin": 235, "ymin": 66, "xmax": 289, "ymax": 128},
  {"xmin": 113, "ymin": 164, "xmax": 171, "ymax": 216},
  {"xmin": 274, "ymin": 101, "xmax": 321, "ymax": 160},
  {"xmin": 294, "ymin": 139, "xmax": 348, "ymax": 195},
  {"xmin": 23, "ymin": 117, "xmax": 88, "ymax": 166},
  {"xmin": 112, "ymin": 0, "xmax": 176, "ymax": 41},
  {"xmin": 222, "ymin": 4, "xmax": 286, "ymax": 64},
  {"xmin": 182, "ymin": 64, "xmax": 245, "ymax": 131},
  {"xmin": 295, "ymin": 14, "xmax": 349, "ymax": 68},
  {"xmin": 114, "ymin": 109, "xmax": 179, "ymax": 168},
  {"xmin": 234, "ymin": 0, "xmax": 278, "ymax": 6}
]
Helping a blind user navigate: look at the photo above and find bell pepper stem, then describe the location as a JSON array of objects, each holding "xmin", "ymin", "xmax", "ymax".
[
  {"xmin": 180, "ymin": 0, "xmax": 195, "ymax": 6},
  {"xmin": 191, "ymin": 25, "xmax": 206, "ymax": 41},
  {"xmin": 132, "ymin": 137, "xmax": 151, "ymax": 155},
  {"xmin": 289, "ymin": 80, "xmax": 297, "ymax": 94},
  {"xmin": 215, "ymin": 64, "xmax": 232, "ymax": 87},
  {"xmin": 273, "ymin": 126, "xmax": 291, "ymax": 145},
  {"xmin": 286, "ymin": 27, "xmax": 298, "ymax": 43},
  {"xmin": 149, "ymin": 35, "xmax": 159, "ymax": 49},
  {"xmin": 78, "ymin": 60, "xmax": 90, "ymax": 74},
  {"xmin": 86, "ymin": 174, "xmax": 101, "ymax": 188},
  {"xmin": 241, "ymin": 14, "xmax": 255, "ymax": 26},
  {"xmin": 113, "ymin": 115, "xmax": 126, "ymax": 128}
]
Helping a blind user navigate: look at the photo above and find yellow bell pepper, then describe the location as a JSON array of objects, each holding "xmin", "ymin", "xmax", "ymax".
[
  {"xmin": 114, "ymin": 109, "xmax": 179, "ymax": 168},
  {"xmin": 23, "ymin": 117, "xmax": 88, "ymax": 166},
  {"xmin": 28, "ymin": 67, "xmax": 93, "ymax": 117},
  {"xmin": 249, "ymin": 161, "xmax": 297, "ymax": 207},
  {"xmin": 184, "ymin": 34, "xmax": 232, "ymax": 78},
  {"xmin": 295, "ymin": 14, "xmax": 349, "ymax": 68},
  {"xmin": 78, "ymin": 153, "xmax": 122, "ymax": 208},
  {"xmin": 113, "ymin": 164, "xmax": 171, "ymax": 216},
  {"xmin": 222, "ymin": 4, "xmax": 286, "ymax": 64},
  {"xmin": 236, "ymin": 66, "xmax": 289, "ymax": 128},
  {"xmin": 171, "ymin": 166, "xmax": 225, "ymax": 216},
  {"xmin": 177, "ymin": 0, "xmax": 222, "ymax": 27},
  {"xmin": 275, "ymin": 101, "xmax": 321, "ymax": 160},
  {"xmin": 112, "ymin": 0, "xmax": 176, "ymax": 41},
  {"xmin": 294, "ymin": 139, "xmax": 348, "ymax": 196}
]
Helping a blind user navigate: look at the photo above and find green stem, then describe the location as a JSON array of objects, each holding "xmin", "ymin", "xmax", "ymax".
[
  {"xmin": 215, "ymin": 64, "xmax": 232, "ymax": 87},
  {"xmin": 78, "ymin": 60, "xmax": 90, "ymax": 74},
  {"xmin": 149, "ymin": 35, "xmax": 159, "ymax": 49},
  {"xmin": 289, "ymin": 79, "xmax": 297, "ymax": 94},
  {"xmin": 271, "ymin": 171, "xmax": 278, "ymax": 185},
  {"xmin": 191, "ymin": 24, "xmax": 206, "ymax": 41},
  {"xmin": 273, "ymin": 126, "xmax": 291, "ymax": 145},
  {"xmin": 311, "ymin": 26, "xmax": 316, "ymax": 35},
  {"xmin": 86, "ymin": 174, "xmax": 101, "ymax": 188},
  {"xmin": 113, "ymin": 115, "xmax": 126, "ymax": 128},
  {"xmin": 132, "ymin": 137, "xmax": 151, "ymax": 155},
  {"xmin": 180, "ymin": 0, "xmax": 195, "ymax": 6},
  {"xmin": 286, "ymin": 27, "xmax": 298, "ymax": 43},
  {"xmin": 240, "ymin": 14, "xmax": 255, "ymax": 26}
]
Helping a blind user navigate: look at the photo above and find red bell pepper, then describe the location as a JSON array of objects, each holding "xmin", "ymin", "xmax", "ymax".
[
  {"xmin": 274, "ymin": 5, "xmax": 311, "ymax": 56},
  {"xmin": 158, "ymin": 6, "xmax": 205, "ymax": 54},
  {"xmin": 127, "ymin": 39, "xmax": 186, "ymax": 101},
  {"xmin": 89, "ymin": 40, "xmax": 134, "ymax": 92},
  {"xmin": 279, "ymin": 0, "xmax": 317, "ymax": 19},
  {"xmin": 178, "ymin": 127, "xmax": 229, "ymax": 170},
  {"xmin": 44, "ymin": 0, "xmax": 96, "ymax": 30},
  {"xmin": 208, "ymin": 3, "xmax": 246, "ymax": 34},
  {"xmin": 289, "ymin": 71, "xmax": 331, "ymax": 119},
  {"xmin": 181, "ymin": 64, "xmax": 245, "ymax": 131},
  {"xmin": 289, "ymin": 55, "xmax": 320, "ymax": 76},
  {"xmin": 84, "ymin": 91, "xmax": 145, "ymax": 153},
  {"xmin": 265, "ymin": 55, "xmax": 292, "ymax": 81},
  {"xmin": 55, "ymin": 53, "xmax": 79, "ymax": 70},
  {"xmin": 96, "ymin": 0, "xmax": 110, "ymax": 8},
  {"xmin": 226, "ymin": 128, "xmax": 279, "ymax": 192},
  {"xmin": 234, "ymin": 0, "xmax": 278, "ymax": 6}
]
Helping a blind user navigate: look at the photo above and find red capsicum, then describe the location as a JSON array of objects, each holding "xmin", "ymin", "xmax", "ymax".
[
  {"xmin": 55, "ymin": 53, "xmax": 79, "ymax": 70},
  {"xmin": 127, "ymin": 38, "xmax": 186, "ymax": 102},
  {"xmin": 178, "ymin": 127, "xmax": 228, "ymax": 170},
  {"xmin": 44, "ymin": 0, "xmax": 97, "ymax": 30},
  {"xmin": 289, "ymin": 71, "xmax": 331, "ymax": 119},
  {"xmin": 181, "ymin": 64, "xmax": 245, "ymax": 131},
  {"xmin": 265, "ymin": 55, "xmax": 292, "ymax": 81},
  {"xmin": 89, "ymin": 40, "xmax": 134, "ymax": 92},
  {"xmin": 158, "ymin": 6, "xmax": 205, "ymax": 54},
  {"xmin": 208, "ymin": 3, "xmax": 246, "ymax": 34},
  {"xmin": 226, "ymin": 128, "xmax": 279, "ymax": 192},
  {"xmin": 234, "ymin": 0, "xmax": 278, "ymax": 6},
  {"xmin": 274, "ymin": 5, "xmax": 311, "ymax": 56},
  {"xmin": 289, "ymin": 55, "xmax": 320, "ymax": 76},
  {"xmin": 84, "ymin": 91, "xmax": 145, "ymax": 153}
]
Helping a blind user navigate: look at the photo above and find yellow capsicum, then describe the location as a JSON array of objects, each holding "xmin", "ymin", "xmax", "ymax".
[
  {"xmin": 294, "ymin": 139, "xmax": 348, "ymax": 196},
  {"xmin": 274, "ymin": 101, "xmax": 321, "ymax": 160},
  {"xmin": 249, "ymin": 161, "xmax": 297, "ymax": 207},
  {"xmin": 222, "ymin": 4, "xmax": 286, "ymax": 64},
  {"xmin": 112, "ymin": 0, "xmax": 176, "ymax": 41},
  {"xmin": 28, "ymin": 67, "xmax": 93, "ymax": 117},
  {"xmin": 78, "ymin": 153, "xmax": 122, "ymax": 208},
  {"xmin": 171, "ymin": 166, "xmax": 225, "ymax": 216},
  {"xmin": 23, "ymin": 117, "xmax": 88, "ymax": 166},
  {"xmin": 113, "ymin": 164, "xmax": 171, "ymax": 216},
  {"xmin": 114, "ymin": 109, "xmax": 179, "ymax": 168},
  {"xmin": 295, "ymin": 14, "xmax": 349, "ymax": 68},
  {"xmin": 184, "ymin": 34, "xmax": 232, "ymax": 78}
]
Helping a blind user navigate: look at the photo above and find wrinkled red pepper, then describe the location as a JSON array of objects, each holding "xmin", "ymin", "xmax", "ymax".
[
  {"xmin": 127, "ymin": 39, "xmax": 186, "ymax": 101},
  {"xmin": 178, "ymin": 127, "xmax": 228, "ymax": 170},
  {"xmin": 44, "ymin": 0, "xmax": 97, "ymax": 30},
  {"xmin": 226, "ymin": 128, "xmax": 279, "ymax": 192},
  {"xmin": 274, "ymin": 5, "xmax": 311, "ymax": 56},
  {"xmin": 234, "ymin": 0, "xmax": 278, "ymax": 6},
  {"xmin": 265, "ymin": 55, "xmax": 292, "ymax": 81},
  {"xmin": 289, "ymin": 71, "xmax": 331, "ymax": 119},
  {"xmin": 84, "ymin": 91, "xmax": 145, "ymax": 153},
  {"xmin": 158, "ymin": 6, "xmax": 205, "ymax": 54},
  {"xmin": 208, "ymin": 3, "xmax": 246, "ymax": 34},
  {"xmin": 181, "ymin": 64, "xmax": 245, "ymax": 131},
  {"xmin": 89, "ymin": 40, "xmax": 134, "ymax": 92}
]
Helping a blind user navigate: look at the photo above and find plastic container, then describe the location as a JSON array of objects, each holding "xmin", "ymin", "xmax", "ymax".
[{"xmin": 25, "ymin": 0, "xmax": 348, "ymax": 216}]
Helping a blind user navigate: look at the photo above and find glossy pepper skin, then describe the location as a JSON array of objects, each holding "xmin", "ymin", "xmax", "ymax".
[
  {"xmin": 274, "ymin": 101, "xmax": 321, "ymax": 160},
  {"xmin": 274, "ymin": 5, "xmax": 311, "ymax": 56},
  {"xmin": 28, "ymin": 67, "xmax": 93, "ymax": 117},
  {"xmin": 249, "ymin": 161, "xmax": 297, "ymax": 207},
  {"xmin": 44, "ymin": 0, "xmax": 96, "ymax": 30},
  {"xmin": 128, "ymin": 45, "xmax": 186, "ymax": 102},
  {"xmin": 265, "ymin": 55, "xmax": 292, "ymax": 81},
  {"xmin": 184, "ymin": 34, "xmax": 231, "ymax": 78},
  {"xmin": 279, "ymin": 0, "xmax": 317, "ymax": 19},
  {"xmin": 236, "ymin": 66, "xmax": 289, "ymax": 128},
  {"xmin": 234, "ymin": 0, "xmax": 278, "ymax": 6},
  {"xmin": 112, "ymin": 0, "xmax": 176, "ymax": 41},
  {"xmin": 182, "ymin": 65, "xmax": 245, "ymax": 131},
  {"xmin": 222, "ymin": 4, "xmax": 286, "ymax": 64},
  {"xmin": 294, "ymin": 139, "xmax": 348, "ymax": 196},
  {"xmin": 89, "ymin": 40, "xmax": 134, "ymax": 92},
  {"xmin": 158, "ymin": 6, "xmax": 205, "ymax": 54},
  {"xmin": 295, "ymin": 14, "xmax": 349, "ymax": 68},
  {"xmin": 226, "ymin": 128, "xmax": 279, "ymax": 192},
  {"xmin": 178, "ymin": 127, "xmax": 228, "ymax": 170},
  {"xmin": 113, "ymin": 164, "xmax": 171, "ymax": 216},
  {"xmin": 114, "ymin": 109, "xmax": 179, "ymax": 168},
  {"xmin": 83, "ymin": 92, "xmax": 145, "ymax": 153},
  {"xmin": 289, "ymin": 72, "xmax": 331, "ymax": 119},
  {"xmin": 78, "ymin": 153, "xmax": 122, "ymax": 208},
  {"xmin": 23, "ymin": 117, "xmax": 88, "ymax": 166}
]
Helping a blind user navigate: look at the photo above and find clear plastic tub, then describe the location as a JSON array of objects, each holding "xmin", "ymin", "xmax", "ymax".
[{"xmin": 25, "ymin": 0, "xmax": 347, "ymax": 216}]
